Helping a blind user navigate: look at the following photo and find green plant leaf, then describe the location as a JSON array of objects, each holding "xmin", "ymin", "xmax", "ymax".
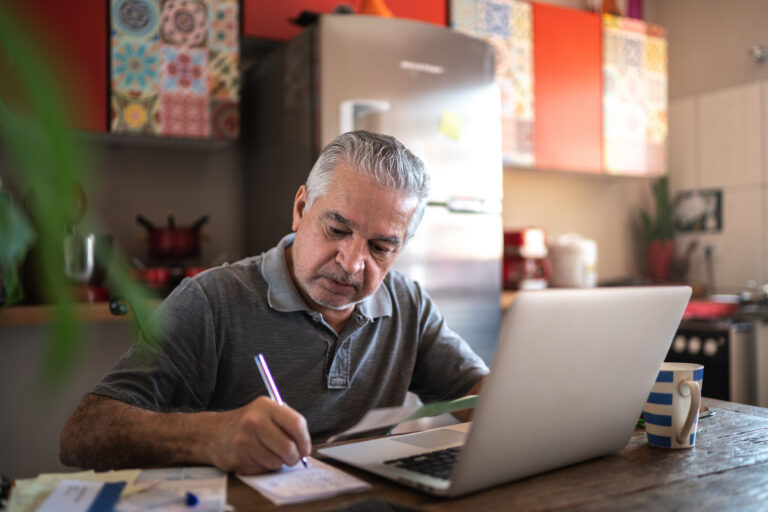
[
  {"xmin": 0, "ymin": 190, "xmax": 35, "ymax": 305},
  {"xmin": 0, "ymin": 1, "xmax": 157, "ymax": 388}
]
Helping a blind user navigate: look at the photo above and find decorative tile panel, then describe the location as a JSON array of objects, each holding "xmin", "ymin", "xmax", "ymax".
[
  {"xmin": 603, "ymin": 15, "xmax": 667, "ymax": 175},
  {"xmin": 110, "ymin": 0, "xmax": 240, "ymax": 138},
  {"xmin": 451, "ymin": 0, "xmax": 535, "ymax": 166}
]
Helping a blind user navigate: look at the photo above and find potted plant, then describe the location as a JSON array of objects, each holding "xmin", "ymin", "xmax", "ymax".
[{"xmin": 639, "ymin": 176, "xmax": 678, "ymax": 282}]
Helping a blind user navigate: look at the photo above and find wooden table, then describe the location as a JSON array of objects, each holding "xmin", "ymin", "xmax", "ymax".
[{"xmin": 227, "ymin": 398, "xmax": 768, "ymax": 511}]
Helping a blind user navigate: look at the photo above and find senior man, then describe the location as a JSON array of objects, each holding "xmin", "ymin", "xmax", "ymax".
[{"xmin": 60, "ymin": 130, "xmax": 488, "ymax": 474}]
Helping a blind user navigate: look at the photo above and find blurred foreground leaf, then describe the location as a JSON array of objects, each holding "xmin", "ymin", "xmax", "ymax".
[{"xmin": 0, "ymin": 1, "xmax": 157, "ymax": 388}]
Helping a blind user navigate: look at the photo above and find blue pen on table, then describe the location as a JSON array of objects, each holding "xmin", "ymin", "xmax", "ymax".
[{"xmin": 255, "ymin": 353, "xmax": 309, "ymax": 469}]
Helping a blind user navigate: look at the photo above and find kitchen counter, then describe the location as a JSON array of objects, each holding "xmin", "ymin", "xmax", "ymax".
[{"xmin": 0, "ymin": 300, "xmax": 159, "ymax": 327}]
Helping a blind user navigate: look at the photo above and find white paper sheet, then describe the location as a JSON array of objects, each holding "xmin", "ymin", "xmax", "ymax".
[
  {"xmin": 37, "ymin": 480, "xmax": 109, "ymax": 512},
  {"xmin": 7, "ymin": 470, "xmax": 140, "ymax": 512},
  {"xmin": 326, "ymin": 395, "xmax": 479, "ymax": 443},
  {"xmin": 237, "ymin": 457, "xmax": 370, "ymax": 505},
  {"xmin": 114, "ymin": 468, "xmax": 226, "ymax": 512}
]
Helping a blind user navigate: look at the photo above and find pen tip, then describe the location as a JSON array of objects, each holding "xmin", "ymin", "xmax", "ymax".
[{"xmin": 302, "ymin": 457, "xmax": 309, "ymax": 468}]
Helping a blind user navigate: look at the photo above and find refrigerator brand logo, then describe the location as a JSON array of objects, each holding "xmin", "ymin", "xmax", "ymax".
[{"xmin": 399, "ymin": 60, "xmax": 444, "ymax": 75}]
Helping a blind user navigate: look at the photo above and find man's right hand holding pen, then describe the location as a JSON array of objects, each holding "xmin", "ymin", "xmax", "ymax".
[{"xmin": 204, "ymin": 396, "xmax": 311, "ymax": 474}]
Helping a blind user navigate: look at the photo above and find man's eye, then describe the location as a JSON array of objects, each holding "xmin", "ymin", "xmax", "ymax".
[
  {"xmin": 370, "ymin": 243, "xmax": 390, "ymax": 254},
  {"xmin": 329, "ymin": 226, "xmax": 347, "ymax": 235}
]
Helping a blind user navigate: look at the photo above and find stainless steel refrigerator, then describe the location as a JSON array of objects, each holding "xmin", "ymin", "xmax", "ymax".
[{"xmin": 242, "ymin": 14, "xmax": 502, "ymax": 363}]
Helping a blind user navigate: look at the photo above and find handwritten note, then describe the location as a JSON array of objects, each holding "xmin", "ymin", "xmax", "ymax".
[{"xmin": 237, "ymin": 457, "xmax": 370, "ymax": 505}]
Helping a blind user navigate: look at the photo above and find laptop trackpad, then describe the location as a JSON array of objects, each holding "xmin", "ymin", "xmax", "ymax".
[{"xmin": 392, "ymin": 428, "xmax": 466, "ymax": 449}]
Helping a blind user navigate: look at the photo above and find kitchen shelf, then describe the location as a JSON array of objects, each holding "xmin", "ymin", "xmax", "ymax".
[{"xmin": 0, "ymin": 301, "xmax": 157, "ymax": 327}]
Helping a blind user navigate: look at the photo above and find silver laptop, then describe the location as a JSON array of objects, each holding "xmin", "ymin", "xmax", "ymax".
[{"xmin": 319, "ymin": 286, "xmax": 691, "ymax": 497}]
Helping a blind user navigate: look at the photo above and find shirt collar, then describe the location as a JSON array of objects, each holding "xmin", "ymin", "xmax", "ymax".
[{"xmin": 262, "ymin": 233, "xmax": 392, "ymax": 319}]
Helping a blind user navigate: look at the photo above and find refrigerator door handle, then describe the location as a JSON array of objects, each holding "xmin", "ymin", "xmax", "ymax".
[
  {"xmin": 429, "ymin": 197, "xmax": 502, "ymax": 214},
  {"xmin": 339, "ymin": 99, "xmax": 391, "ymax": 134}
]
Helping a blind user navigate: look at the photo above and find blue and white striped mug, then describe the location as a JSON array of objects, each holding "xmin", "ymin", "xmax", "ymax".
[{"xmin": 643, "ymin": 362, "xmax": 704, "ymax": 449}]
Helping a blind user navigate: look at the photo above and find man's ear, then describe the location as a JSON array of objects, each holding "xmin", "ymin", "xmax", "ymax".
[{"xmin": 292, "ymin": 185, "xmax": 308, "ymax": 231}]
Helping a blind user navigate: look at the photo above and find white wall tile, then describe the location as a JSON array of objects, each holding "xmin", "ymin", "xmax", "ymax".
[
  {"xmin": 668, "ymin": 97, "xmax": 697, "ymax": 194},
  {"xmin": 698, "ymin": 81, "xmax": 762, "ymax": 188}
]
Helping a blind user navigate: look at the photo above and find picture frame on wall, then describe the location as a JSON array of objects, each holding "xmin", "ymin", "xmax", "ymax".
[{"xmin": 675, "ymin": 189, "xmax": 722, "ymax": 232}]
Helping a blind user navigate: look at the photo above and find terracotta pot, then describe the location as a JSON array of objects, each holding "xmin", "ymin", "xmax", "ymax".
[{"xmin": 648, "ymin": 239, "xmax": 675, "ymax": 282}]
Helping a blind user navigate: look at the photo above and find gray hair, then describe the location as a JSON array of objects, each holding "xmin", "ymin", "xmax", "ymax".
[{"xmin": 305, "ymin": 130, "xmax": 430, "ymax": 241}]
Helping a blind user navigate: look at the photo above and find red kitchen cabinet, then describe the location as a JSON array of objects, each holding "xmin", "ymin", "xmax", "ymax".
[
  {"xmin": 533, "ymin": 3, "xmax": 602, "ymax": 173},
  {"xmin": 6, "ymin": 0, "xmax": 108, "ymax": 132},
  {"xmin": 244, "ymin": 0, "xmax": 447, "ymax": 41}
]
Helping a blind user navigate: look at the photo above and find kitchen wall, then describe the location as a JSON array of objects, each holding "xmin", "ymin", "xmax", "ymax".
[
  {"xmin": 502, "ymin": 168, "xmax": 649, "ymax": 281},
  {"xmin": 646, "ymin": 0, "xmax": 768, "ymax": 294}
]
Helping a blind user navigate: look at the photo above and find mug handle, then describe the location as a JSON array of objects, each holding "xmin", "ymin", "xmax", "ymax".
[{"xmin": 676, "ymin": 380, "xmax": 701, "ymax": 444}]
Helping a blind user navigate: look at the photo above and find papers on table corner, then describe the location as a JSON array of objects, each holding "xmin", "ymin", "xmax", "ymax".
[{"xmin": 237, "ymin": 456, "xmax": 370, "ymax": 506}]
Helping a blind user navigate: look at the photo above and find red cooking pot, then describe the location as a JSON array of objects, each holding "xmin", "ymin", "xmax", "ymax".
[{"xmin": 137, "ymin": 214, "xmax": 208, "ymax": 259}]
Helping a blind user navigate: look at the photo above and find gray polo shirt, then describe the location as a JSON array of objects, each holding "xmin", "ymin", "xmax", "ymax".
[{"xmin": 93, "ymin": 234, "xmax": 489, "ymax": 442}]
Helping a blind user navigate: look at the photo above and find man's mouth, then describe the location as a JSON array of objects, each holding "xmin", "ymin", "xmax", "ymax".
[{"xmin": 319, "ymin": 274, "xmax": 360, "ymax": 293}]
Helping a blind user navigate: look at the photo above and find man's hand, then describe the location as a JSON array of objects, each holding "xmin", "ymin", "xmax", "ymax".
[
  {"xmin": 60, "ymin": 394, "xmax": 311, "ymax": 475},
  {"xmin": 206, "ymin": 396, "xmax": 311, "ymax": 474}
]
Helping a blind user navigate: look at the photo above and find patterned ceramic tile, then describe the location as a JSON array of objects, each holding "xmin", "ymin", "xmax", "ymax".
[
  {"xmin": 160, "ymin": 0, "xmax": 208, "ymax": 47},
  {"xmin": 603, "ymin": 14, "xmax": 667, "ymax": 175},
  {"xmin": 112, "ymin": 38, "xmax": 160, "ymax": 92},
  {"xmin": 208, "ymin": 50, "xmax": 239, "ymax": 99},
  {"xmin": 451, "ymin": 0, "xmax": 533, "ymax": 166},
  {"xmin": 483, "ymin": 1, "xmax": 511, "ymax": 39},
  {"xmin": 160, "ymin": 92, "xmax": 210, "ymax": 137},
  {"xmin": 209, "ymin": 1, "xmax": 238, "ymax": 50},
  {"xmin": 451, "ymin": 0, "xmax": 480, "ymax": 33},
  {"xmin": 111, "ymin": 0, "xmax": 239, "ymax": 138},
  {"xmin": 112, "ymin": 0, "xmax": 160, "ymax": 39},
  {"xmin": 111, "ymin": 91, "xmax": 159, "ymax": 134},
  {"xmin": 210, "ymin": 100, "xmax": 239, "ymax": 138},
  {"xmin": 161, "ymin": 45, "xmax": 207, "ymax": 95}
]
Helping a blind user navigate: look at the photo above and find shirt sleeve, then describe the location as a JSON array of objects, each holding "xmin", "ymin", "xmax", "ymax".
[
  {"xmin": 91, "ymin": 278, "xmax": 219, "ymax": 412},
  {"xmin": 408, "ymin": 282, "xmax": 490, "ymax": 403}
]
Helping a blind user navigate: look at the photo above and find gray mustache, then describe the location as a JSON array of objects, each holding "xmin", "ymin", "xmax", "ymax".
[{"xmin": 318, "ymin": 270, "xmax": 361, "ymax": 289}]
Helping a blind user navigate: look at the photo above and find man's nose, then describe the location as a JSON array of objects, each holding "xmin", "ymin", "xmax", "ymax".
[{"xmin": 337, "ymin": 237, "xmax": 366, "ymax": 274}]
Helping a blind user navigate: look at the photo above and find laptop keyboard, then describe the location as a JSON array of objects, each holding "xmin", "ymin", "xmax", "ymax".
[{"xmin": 383, "ymin": 446, "xmax": 462, "ymax": 480}]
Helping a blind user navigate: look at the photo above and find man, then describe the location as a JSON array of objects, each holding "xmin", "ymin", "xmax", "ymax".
[{"xmin": 59, "ymin": 131, "xmax": 488, "ymax": 474}]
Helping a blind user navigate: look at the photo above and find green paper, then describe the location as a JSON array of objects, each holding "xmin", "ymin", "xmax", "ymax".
[{"xmin": 404, "ymin": 395, "xmax": 479, "ymax": 421}]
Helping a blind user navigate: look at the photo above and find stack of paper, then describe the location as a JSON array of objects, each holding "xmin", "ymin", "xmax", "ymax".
[{"xmin": 238, "ymin": 457, "xmax": 370, "ymax": 505}]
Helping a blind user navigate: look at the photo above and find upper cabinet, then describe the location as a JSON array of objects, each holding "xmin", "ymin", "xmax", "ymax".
[
  {"xmin": 6, "ymin": 0, "xmax": 108, "ymax": 132},
  {"xmin": 451, "ymin": 0, "xmax": 668, "ymax": 176},
  {"xmin": 533, "ymin": 4, "xmax": 602, "ymax": 173},
  {"xmin": 243, "ymin": 0, "xmax": 447, "ymax": 41},
  {"xmin": 602, "ymin": 15, "xmax": 667, "ymax": 176}
]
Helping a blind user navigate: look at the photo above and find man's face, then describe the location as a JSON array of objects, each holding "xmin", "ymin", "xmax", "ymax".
[{"xmin": 288, "ymin": 164, "xmax": 418, "ymax": 318}]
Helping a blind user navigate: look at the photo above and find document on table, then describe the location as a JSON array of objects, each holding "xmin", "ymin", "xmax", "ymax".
[
  {"xmin": 327, "ymin": 394, "xmax": 479, "ymax": 443},
  {"xmin": 6, "ymin": 469, "xmax": 140, "ymax": 512},
  {"xmin": 37, "ymin": 479, "xmax": 126, "ymax": 512},
  {"xmin": 237, "ymin": 456, "xmax": 370, "ymax": 505},
  {"xmin": 116, "ymin": 467, "xmax": 227, "ymax": 512}
]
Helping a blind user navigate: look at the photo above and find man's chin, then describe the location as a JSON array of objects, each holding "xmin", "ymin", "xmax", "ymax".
[{"xmin": 310, "ymin": 290, "xmax": 365, "ymax": 311}]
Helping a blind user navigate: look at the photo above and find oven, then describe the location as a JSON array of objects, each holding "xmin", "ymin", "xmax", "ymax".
[{"xmin": 666, "ymin": 319, "xmax": 755, "ymax": 405}]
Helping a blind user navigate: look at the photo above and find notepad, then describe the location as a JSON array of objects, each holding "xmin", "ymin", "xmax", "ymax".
[{"xmin": 237, "ymin": 457, "xmax": 370, "ymax": 505}]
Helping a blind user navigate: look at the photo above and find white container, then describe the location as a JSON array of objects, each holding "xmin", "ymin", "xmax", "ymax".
[{"xmin": 548, "ymin": 233, "xmax": 598, "ymax": 288}]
